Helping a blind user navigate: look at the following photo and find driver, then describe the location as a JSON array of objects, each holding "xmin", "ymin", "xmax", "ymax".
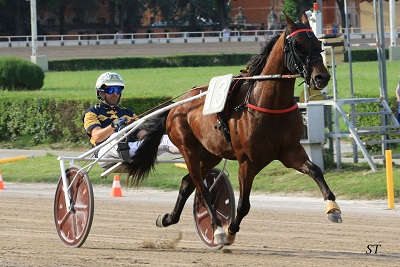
[{"xmin": 83, "ymin": 72, "xmax": 180, "ymax": 168}]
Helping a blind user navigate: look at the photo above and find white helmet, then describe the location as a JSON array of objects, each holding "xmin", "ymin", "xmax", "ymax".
[
  {"xmin": 95, "ymin": 72, "xmax": 125, "ymax": 105},
  {"xmin": 95, "ymin": 72, "xmax": 125, "ymax": 98}
]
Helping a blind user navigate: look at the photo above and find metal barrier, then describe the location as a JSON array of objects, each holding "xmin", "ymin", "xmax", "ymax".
[
  {"xmin": 2, "ymin": 28, "xmax": 398, "ymax": 48},
  {"xmin": 0, "ymin": 30, "xmax": 273, "ymax": 48}
]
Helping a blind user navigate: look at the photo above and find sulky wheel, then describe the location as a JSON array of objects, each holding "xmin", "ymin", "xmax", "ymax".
[
  {"xmin": 193, "ymin": 168, "xmax": 235, "ymax": 249},
  {"xmin": 54, "ymin": 166, "xmax": 94, "ymax": 248}
]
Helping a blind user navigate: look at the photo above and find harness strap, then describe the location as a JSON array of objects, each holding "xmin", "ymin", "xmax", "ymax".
[
  {"xmin": 246, "ymin": 102, "xmax": 298, "ymax": 114},
  {"xmin": 240, "ymin": 81, "xmax": 298, "ymax": 114},
  {"xmin": 216, "ymin": 77, "xmax": 245, "ymax": 145},
  {"xmin": 287, "ymin": 28, "xmax": 314, "ymax": 38}
]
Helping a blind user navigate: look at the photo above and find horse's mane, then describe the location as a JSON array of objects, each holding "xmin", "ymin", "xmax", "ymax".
[{"xmin": 246, "ymin": 34, "xmax": 281, "ymax": 76}]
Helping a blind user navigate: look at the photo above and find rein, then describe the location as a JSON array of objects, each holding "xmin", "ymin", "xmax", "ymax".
[
  {"xmin": 138, "ymin": 92, "xmax": 188, "ymax": 118},
  {"xmin": 233, "ymin": 74, "xmax": 300, "ymax": 81}
]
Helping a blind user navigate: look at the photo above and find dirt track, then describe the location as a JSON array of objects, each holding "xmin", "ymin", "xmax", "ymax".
[{"xmin": 1, "ymin": 183, "xmax": 400, "ymax": 267}]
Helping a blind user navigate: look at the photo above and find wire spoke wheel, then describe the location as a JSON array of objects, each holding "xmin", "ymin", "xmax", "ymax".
[
  {"xmin": 193, "ymin": 168, "xmax": 235, "ymax": 249},
  {"xmin": 54, "ymin": 166, "xmax": 94, "ymax": 248}
]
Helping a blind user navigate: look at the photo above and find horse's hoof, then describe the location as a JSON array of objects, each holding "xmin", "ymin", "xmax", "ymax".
[
  {"xmin": 327, "ymin": 210, "xmax": 342, "ymax": 223},
  {"xmin": 156, "ymin": 214, "xmax": 167, "ymax": 227},
  {"xmin": 325, "ymin": 200, "xmax": 342, "ymax": 223},
  {"xmin": 224, "ymin": 226, "xmax": 236, "ymax": 245},
  {"xmin": 214, "ymin": 226, "xmax": 228, "ymax": 245}
]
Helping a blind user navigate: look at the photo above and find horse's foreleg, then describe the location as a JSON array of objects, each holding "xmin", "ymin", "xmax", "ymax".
[
  {"xmin": 299, "ymin": 160, "xmax": 334, "ymax": 200},
  {"xmin": 156, "ymin": 173, "xmax": 195, "ymax": 227},
  {"xmin": 227, "ymin": 161, "xmax": 255, "ymax": 244},
  {"xmin": 194, "ymin": 180, "xmax": 228, "ymax": 245},
  {"xmin": 299, "ymin": 160, "xmax": 342, "ymax": 223}
]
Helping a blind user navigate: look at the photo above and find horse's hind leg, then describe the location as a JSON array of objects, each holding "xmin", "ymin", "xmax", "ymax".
[
  {"xmin": 156, "ymin": 173, "xmax": 195, "ymax": 227},
  {"xmin": 297, "ymin": 159, "xmax": 342, "ymax": 223}
]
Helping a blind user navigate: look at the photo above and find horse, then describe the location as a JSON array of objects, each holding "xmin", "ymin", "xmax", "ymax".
[{"xmin": 126, "ymin": 11, "xmax": 342, "ymax": 246}]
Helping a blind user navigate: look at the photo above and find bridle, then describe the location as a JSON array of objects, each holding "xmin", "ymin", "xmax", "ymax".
[
  {"xmin": 228, "ymin": 25, "xmax": 325, "ymax": 114},
  {"xmin": 283, "ymin": 25, "xmax": 323, "ymax": 87}
]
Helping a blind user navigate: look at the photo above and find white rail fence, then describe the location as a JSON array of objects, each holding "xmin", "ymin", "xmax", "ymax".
[{"xmin": 1, "ymin": 28, "xmax": 399, "ymax": 48}]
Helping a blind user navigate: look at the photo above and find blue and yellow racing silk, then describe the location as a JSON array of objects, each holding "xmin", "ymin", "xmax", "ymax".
[{"xmin": 83, "ymin": 102, "xmax": 138, "ymax": 146}]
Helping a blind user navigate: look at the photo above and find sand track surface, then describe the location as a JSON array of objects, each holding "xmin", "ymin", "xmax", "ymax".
[{"xmin": 0, "ymin": 183, "xmax": 399, "ymax": 266}]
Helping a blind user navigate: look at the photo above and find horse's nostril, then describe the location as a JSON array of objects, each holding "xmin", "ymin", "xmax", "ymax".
[
  {"xmin": 315, "ymin": 73, "xmax": 331, "ymax": 82},
  {"xmin": 325, "ymin": 73, "xmax": 331, "ymax": 80},
  {"xmin": 312, "ymin": 73, "xmax": 330, "ymax": 89}
]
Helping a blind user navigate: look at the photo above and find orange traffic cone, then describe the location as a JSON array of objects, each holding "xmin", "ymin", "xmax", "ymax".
[
  {"xmin": 110, "ymin": 175, "xmax": 123, "ymax": 197},
  {"xmin": 0, "ymin": 170, "xmax": 5, "ymax": 190}
]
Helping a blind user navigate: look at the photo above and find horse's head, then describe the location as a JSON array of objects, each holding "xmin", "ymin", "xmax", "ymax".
[{"xmin": 283, "ymin": 11, "xmax": 330, "ymax": 90}]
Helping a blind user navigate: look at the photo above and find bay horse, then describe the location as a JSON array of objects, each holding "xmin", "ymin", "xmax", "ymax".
[{"xmin": 127, "ymin": 12, "xmax": 342, "ymax": 246}]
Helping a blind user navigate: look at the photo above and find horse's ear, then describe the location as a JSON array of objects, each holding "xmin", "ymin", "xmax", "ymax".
[
  {"xmin": 283, "ymin": 11, "xmax": 296, "ymax": 32},
  {"xmin": 300, "ymin": 10, "xmax": 310, "ymax": 26}
]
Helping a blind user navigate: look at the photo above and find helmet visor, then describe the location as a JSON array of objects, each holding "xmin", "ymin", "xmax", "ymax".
[{"xmin": 104, "ymin": 86, "xmax": 123, "ymax": 95}]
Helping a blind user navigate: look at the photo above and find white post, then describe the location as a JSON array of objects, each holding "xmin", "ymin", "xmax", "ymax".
[
  {"xmin": 309, "ymin": 2, "xmax": 323, "ymax": 37},
  {"xmin": 389, "ymin": 0, "xmax": 400, "ymax": 60},
  {"xmin": 389, "ymin": 0, "xmax": 396, "ymax": 46},
  {"xmin": 317, "ymin": 0, "xmax": 323, "ymax": 31},
  {"xmin": 30, "ymin": 0, "xmax": 37, "ymax": 57},
  {"xmin": 29, "ymin": 0, "xmax": 48, "ymax": 71}
]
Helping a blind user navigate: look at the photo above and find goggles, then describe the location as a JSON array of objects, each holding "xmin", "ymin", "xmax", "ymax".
[{"xmin": 104, "ymin": 86, "xmax": 123, "ymax": 95}]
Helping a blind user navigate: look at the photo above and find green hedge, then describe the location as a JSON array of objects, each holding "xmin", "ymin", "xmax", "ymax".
[
  {"xmin": 343, "ymin": 49, "xmax": 389, "ymax": 62},
  {"xmin": 49, "ymin": 54, "xmax": 253, "ymax": 71},
  {"xmin": 1, "ymin": 96, "xmax": 397, "ymax": 149},
  {"xmin": 0, "ymin": 57, "xmax": 44, "ymax": 90},
  {"xmin": 0, "ymin": 97, "xmax": 170, "ymax": 146},
  {"xmin": 3, "ymin": 95, "xmax": 396, "ymax": 148},
  {"xmin": 47, "ymin": 50, "xmax": 387, "ymax": 72}
]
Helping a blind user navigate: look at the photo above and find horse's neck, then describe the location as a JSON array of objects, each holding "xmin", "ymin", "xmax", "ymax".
[{"xmin": 252, "ymin": 41, "xmax": 296, "ymax": 110}]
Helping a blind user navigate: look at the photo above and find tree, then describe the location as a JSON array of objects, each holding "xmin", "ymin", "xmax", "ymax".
[
  {"xmin": 0, "ymin": 0, "xmax": 29, "ymax": 36},
  {"xmin": 109, "ymin": 0, "xmax": 116, "ymax": 32},
  {"xmin": 37, "ymin": 0, "xmax": 98, "ymax": 35},
  {"xmin": 186, "ymin": 0, "xmax": 230, "ymax": 30},
  {"xmin": 124, "ymin": 0, "xmax": 147, "ymax": 32},
  {"xmin": 282, "ymin": 0, "xmax": 298, "ymax": 21},
  {"xmin": 147, "ymin": 0, "xmax": 229, "ymax": 30},
  {"xmin": 296, "ymin": 0, "xmax": 314, "ymax": 17},
  {"xmin": 36, "ymin": 0, "xmax": 68, "ymax": 35},
  {"xmin": 109, "ymin": 0, "xmax": 152, "ymax": 32},
  {"xmin": 147, "ymin": 0, "xmax": 180, "ymax": 23},
  {"xmin": 215, "ymin": 0, "xmax": 230, "ymax": 28}
]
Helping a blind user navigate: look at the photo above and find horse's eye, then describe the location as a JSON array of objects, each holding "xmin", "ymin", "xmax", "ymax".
[{"xmin": 294, "ymin": 41, "xmax": 306, "ymax": 53}]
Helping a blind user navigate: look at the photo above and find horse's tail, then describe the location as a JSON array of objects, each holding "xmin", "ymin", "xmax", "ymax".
[{"xmin": 126, "ymin": 110, "xmax": 169, "ymax": 187}]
